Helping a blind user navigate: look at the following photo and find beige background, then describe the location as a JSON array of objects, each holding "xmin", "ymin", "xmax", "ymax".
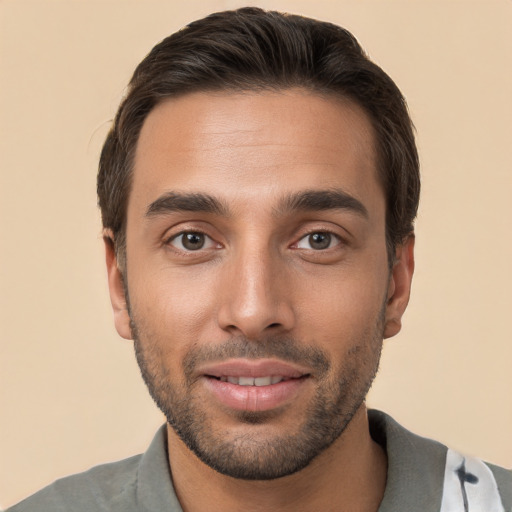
[{"xmin": 1, "ymin": 0, "xmax": 511, "ymax": 508}]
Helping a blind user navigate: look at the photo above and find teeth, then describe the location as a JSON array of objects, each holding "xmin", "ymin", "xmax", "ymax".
[
  {"xmin": 254, "ymin": 376, "xmax": 272, "ymax": 386},
  {"xmin": 221, "ymin": 376, "xmax": 286, "ymax": 386}
]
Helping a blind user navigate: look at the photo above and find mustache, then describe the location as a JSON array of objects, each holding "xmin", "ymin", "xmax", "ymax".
[{"xmin": 182, "ymin": 335, "xmax": 330, "ymax": 380}]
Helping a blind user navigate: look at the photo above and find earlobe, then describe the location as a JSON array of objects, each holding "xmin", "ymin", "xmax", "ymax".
[
  {"xmin": 383, "ymin": 235, "xmax": 415, "ymax": 339},
  {"xmin": 104, "ymin": 231, "xmax": 132, "ymax": 340}
]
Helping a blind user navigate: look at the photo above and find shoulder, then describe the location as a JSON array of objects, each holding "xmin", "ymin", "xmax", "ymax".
[
  {"xmin": 368, "ymin": 409, "xmax": 512, "ymax": 512},
  {"xmin": 6, "ymin": 425, "xmax": 181, "ymax": 512},
  {"xmin": 6, "ymin": 455, "xmax": 142, "ymax": 512}
]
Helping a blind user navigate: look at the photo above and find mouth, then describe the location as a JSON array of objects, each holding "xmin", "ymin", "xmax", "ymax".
[
  {"xmin": 198, "ymin": 359, "xmax": 311, "ymax": 412},
  {"xmin": 209, "ymin": 375, "xmax": 303, "ymax": 386}
]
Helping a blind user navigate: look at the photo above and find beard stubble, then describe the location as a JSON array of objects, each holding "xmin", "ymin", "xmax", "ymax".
[{"xmin": 130, "ymin": 304, "xmax": 385, "ymax": 481}]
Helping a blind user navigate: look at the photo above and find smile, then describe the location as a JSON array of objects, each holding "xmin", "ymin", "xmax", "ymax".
[
  {"xmin": 214, "ymin": 376, "xmax": 292, "ymax": 386},
  {"xmin": 198, "ymin": 360, "xmax": 312, "ymax": 412}
]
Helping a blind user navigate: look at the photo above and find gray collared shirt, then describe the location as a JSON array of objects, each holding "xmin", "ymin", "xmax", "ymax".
[{"xmin": 7, "ymin": 410, "xmax": 511, "ymax": 511}]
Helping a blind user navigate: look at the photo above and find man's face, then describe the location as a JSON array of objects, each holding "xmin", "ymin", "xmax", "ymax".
[{"xmin": 106, "ymin": 89, "xmax": 413, "ymax": 479}]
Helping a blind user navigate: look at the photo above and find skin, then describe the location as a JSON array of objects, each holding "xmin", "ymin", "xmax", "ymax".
[{"xmin": 105, "ymin": 89, "xmax": 414, "ymax": 511}]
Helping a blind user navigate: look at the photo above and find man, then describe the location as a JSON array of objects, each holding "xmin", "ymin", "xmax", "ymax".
[{"xmin": 8, "ymin": 7, "xmax": 511, "ymax": 512}]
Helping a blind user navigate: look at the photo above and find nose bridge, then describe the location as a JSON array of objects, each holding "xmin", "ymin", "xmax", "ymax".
[
  {"xmin": 217, "ymin": 236, "xmax": 293, "ymax": 338},
  {"xmin": 238, "ymin": 242, "xmax": 273, "ymax": 310}
]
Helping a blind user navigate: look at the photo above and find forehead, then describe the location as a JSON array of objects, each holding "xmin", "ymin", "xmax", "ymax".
[{"xmin": 130, "ymin": 89, "xmax": 382, "ymax": 217}]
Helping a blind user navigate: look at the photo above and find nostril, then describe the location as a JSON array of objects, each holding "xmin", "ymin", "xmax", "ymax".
[{"xmin": 267, "ymin": 323, "xmax": 281, "ymax": 329}]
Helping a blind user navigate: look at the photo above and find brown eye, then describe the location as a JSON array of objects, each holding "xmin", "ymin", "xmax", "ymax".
[
  {"xmin": 309, "ymin": 233, "xmax": 331, "ymax": 250},
  {"xmin": 170, "ymin": 232, "xmax": 214, "ymax": 251},
  {"xmin": 296, "ymin": 232, "xmax": 339, "ymax": 250},
  {"xmin": 182, "ymin": 232, "xmax": 204, "ymax": 250}
]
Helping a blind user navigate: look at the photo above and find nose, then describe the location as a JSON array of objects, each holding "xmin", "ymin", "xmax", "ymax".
[{"xmin": 216, "ymin": 243, "xmax": 295, "ymax": 340}]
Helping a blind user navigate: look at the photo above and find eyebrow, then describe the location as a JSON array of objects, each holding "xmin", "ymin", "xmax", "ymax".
[
  {"xmin": 145, "ymin": 188, "xmax": 368, "ymax": 220},
  {"xmin": 146, "ymin": 192, "xmax": 229, "ymax": 217},
  {"xmin": 277, "ymin": 189, "xmax": 368, "ymax": 218}
]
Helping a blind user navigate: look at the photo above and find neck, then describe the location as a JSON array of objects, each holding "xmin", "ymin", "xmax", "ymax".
[{"xmin": 167, "ymin": 405, "xmax": 387, "ymax": 512}]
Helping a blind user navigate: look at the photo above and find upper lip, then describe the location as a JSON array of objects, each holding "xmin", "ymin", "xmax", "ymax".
[{"xmin": 197, "ymin": 359, "xmax": 310, "ymax": 379}]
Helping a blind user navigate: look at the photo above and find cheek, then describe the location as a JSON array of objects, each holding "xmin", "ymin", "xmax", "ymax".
[
  {"xmin": 129, "ymin": 267, "xmax": 220, "ymax": 349},
  {"xmin": 295, "ymin": 265, "xmax": 388, "ymax": 343}
]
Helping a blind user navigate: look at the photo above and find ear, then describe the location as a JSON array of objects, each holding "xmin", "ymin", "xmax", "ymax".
[
  {"xmin": 104, "ymin": 231, "xmax": 132, "ymax": 340},
  {"xmin": 384, "ymin": 235, "xmax": 415, "ymax": 339}
]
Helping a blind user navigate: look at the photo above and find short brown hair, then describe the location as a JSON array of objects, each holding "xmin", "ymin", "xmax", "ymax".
[{"xmin": 98, "ymin": 7, "xmax": 420, "ymax": 266}]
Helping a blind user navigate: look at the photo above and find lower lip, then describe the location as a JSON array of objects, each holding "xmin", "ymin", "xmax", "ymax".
[{"xmin": 203, "ymin": 377, "xmax": 307, "ymax": 412}]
